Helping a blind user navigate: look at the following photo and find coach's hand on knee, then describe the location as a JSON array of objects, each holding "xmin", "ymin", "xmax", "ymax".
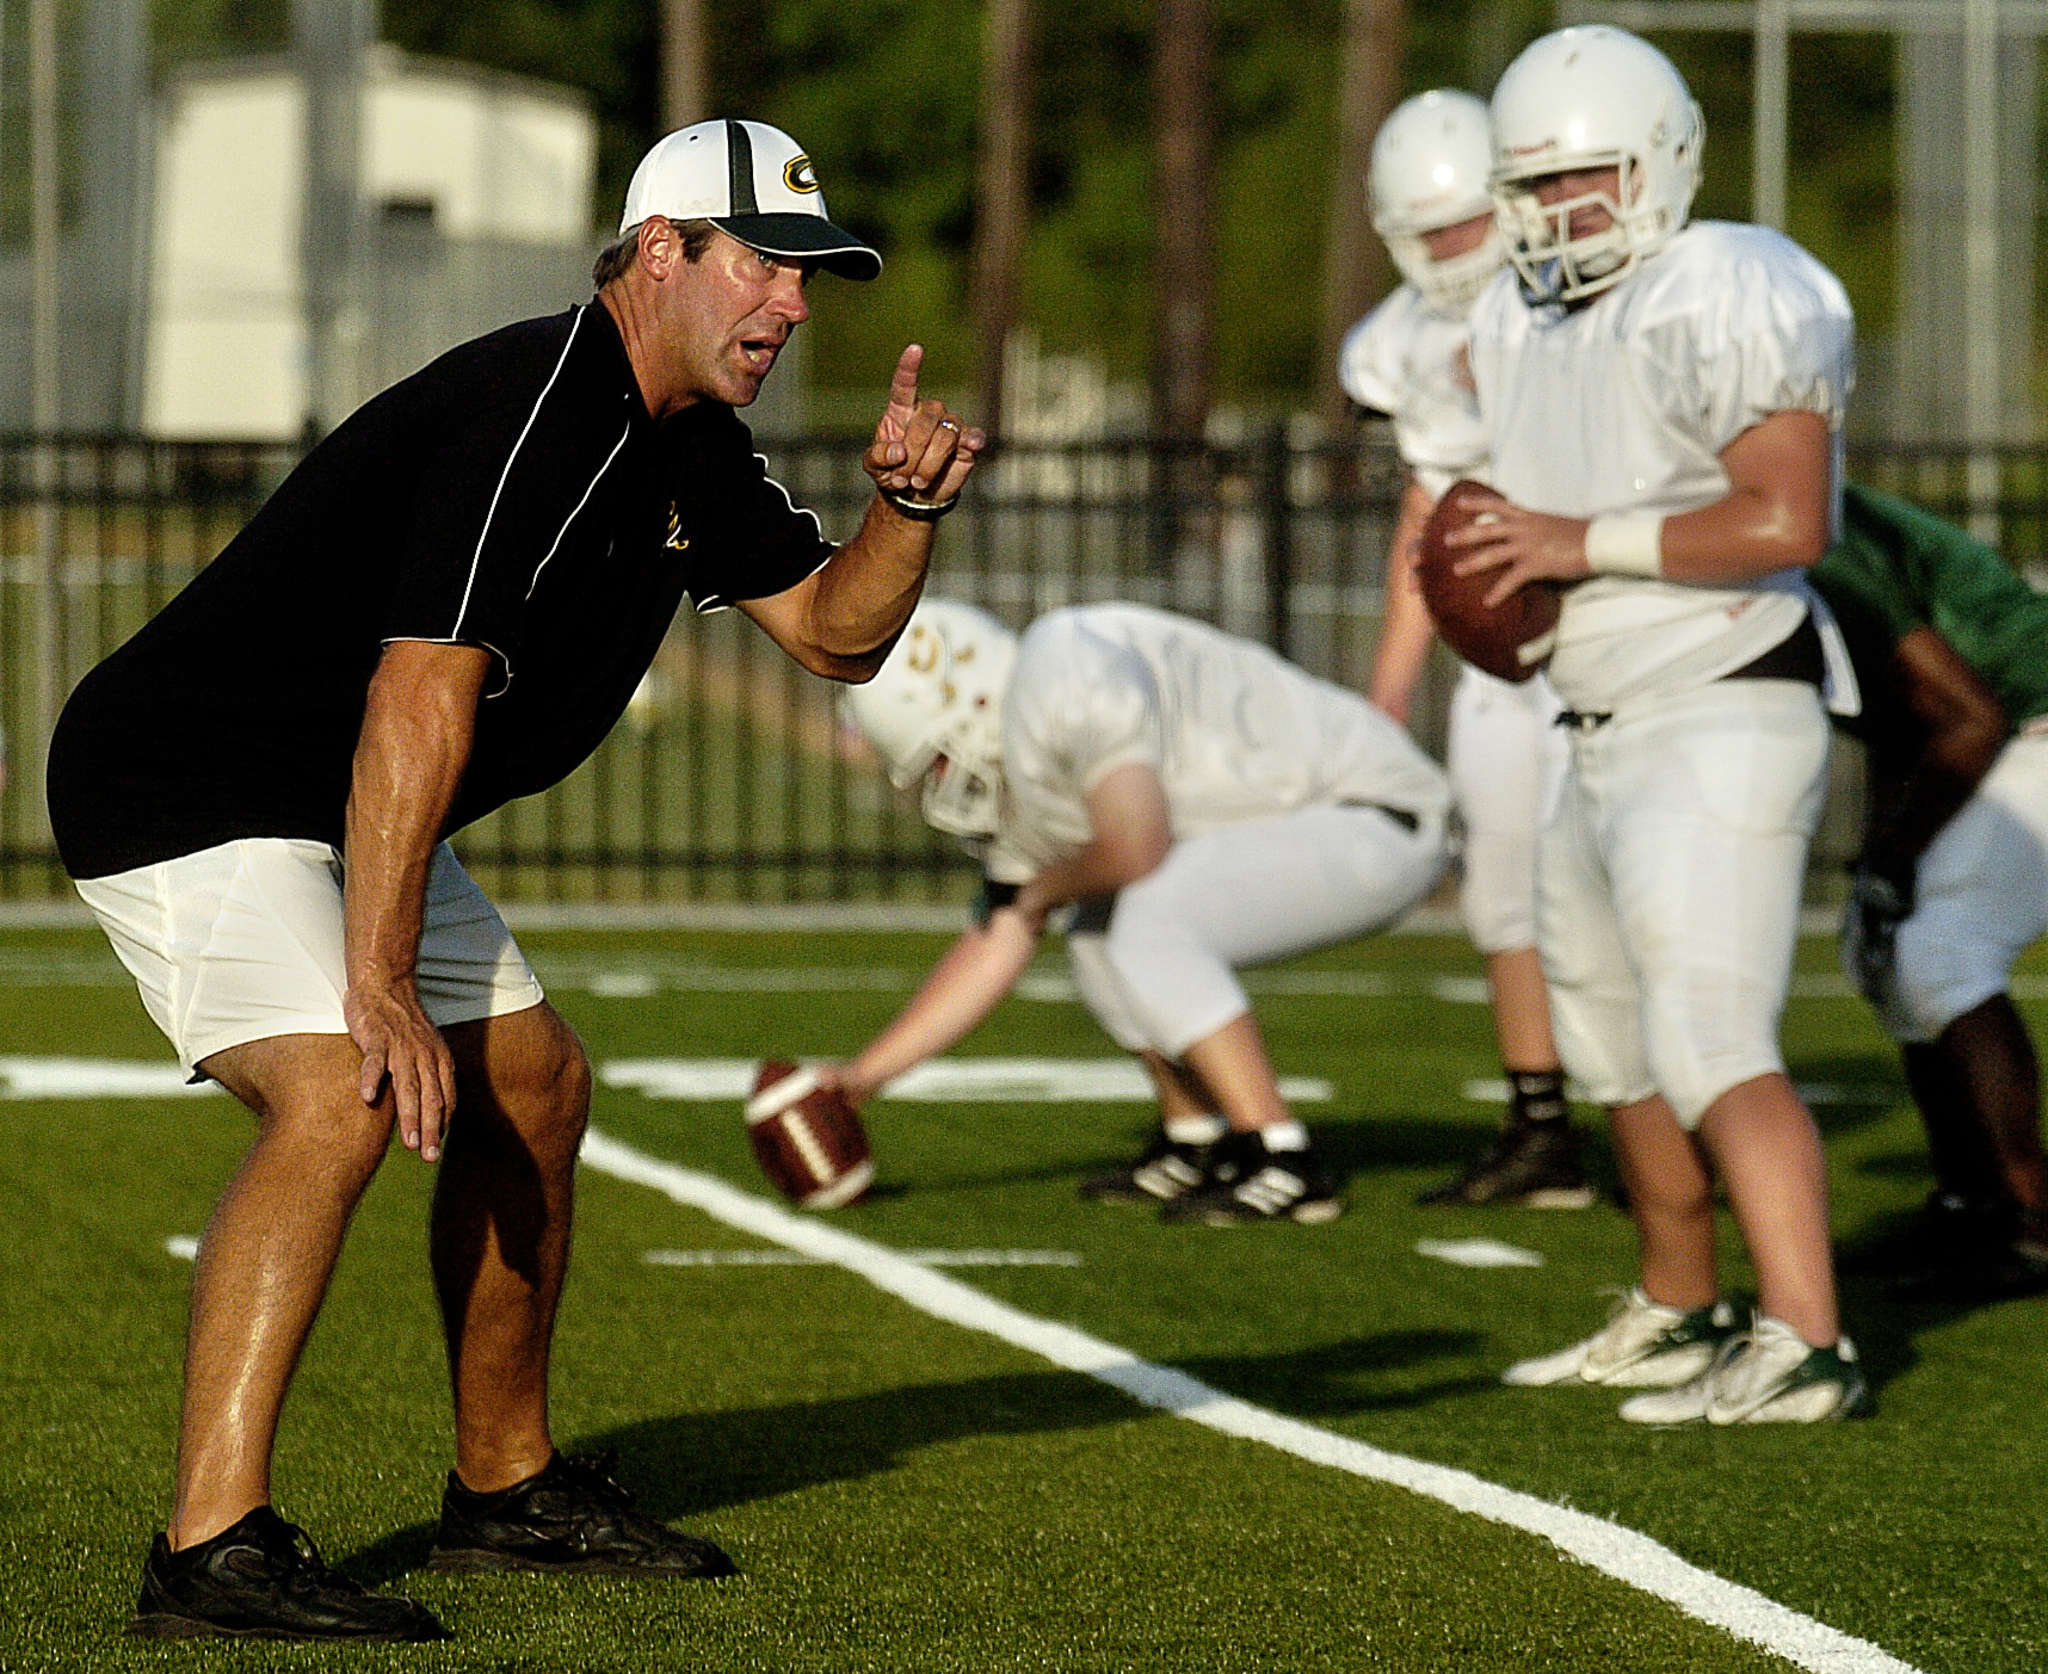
[{"xmin": 344, "ymin": 980, "xmax": 458, "ymax": 1163}]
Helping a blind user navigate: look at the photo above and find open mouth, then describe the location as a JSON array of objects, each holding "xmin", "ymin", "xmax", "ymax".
[{"xmin": 739, "ymin": 336, "xmax": 785, "ymax": 374}]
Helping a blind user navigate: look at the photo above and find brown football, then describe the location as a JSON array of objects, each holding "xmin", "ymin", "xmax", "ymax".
[
  {"xmin": 744, "ymin": 1060, "xmax": 874, "ymax": 1210},
  {"xmin": 1415, "ymin": 479, "xmax": 1561, "ymax": 684}
]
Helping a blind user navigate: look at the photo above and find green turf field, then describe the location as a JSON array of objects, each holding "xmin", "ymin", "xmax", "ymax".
[{"xmin": 0, "ymin": 924, "xmax": 2040, "ymax": 1673}]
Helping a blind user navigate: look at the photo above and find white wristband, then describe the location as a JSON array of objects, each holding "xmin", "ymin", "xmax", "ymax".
[{"xmin": 1584, "ymin": 513, "xmax": 1663, "ymax": 578}]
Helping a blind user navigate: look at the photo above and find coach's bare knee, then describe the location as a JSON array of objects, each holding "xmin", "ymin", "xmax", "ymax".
[
  {"xmin": 203, "ymin": 1035, "xmax": 402, "ymax": 1192},
  {"xmin": 450, "ymin": 1004, "xmax": 590, "ymax": 1153}
]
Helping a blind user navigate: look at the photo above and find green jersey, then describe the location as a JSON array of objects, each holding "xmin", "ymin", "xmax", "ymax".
[{"xmin": 1811, "ymin": 483, "xmax": 2048, "ymax": 739}]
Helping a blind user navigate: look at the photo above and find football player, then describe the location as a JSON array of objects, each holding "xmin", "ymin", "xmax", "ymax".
[
  {"xmin": 1343, "ymin": 88, "xmax": 1590, "ymax": 1210},
  {"xmin": 1451, "ymin": 26, "xmax": 1867, "ymax": 1422},
  {"xmin": 1811, "ymin": 483, "xmax": 2048, "ymax": 1298},
  {"xmin": 826, "ymin": 598, "xmax": 1452, "ymax": 1224}
]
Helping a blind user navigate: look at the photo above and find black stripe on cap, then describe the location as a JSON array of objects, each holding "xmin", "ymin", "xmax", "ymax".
[{"xmin": 725, "ymin": 120, "xmax": 758, "ymax": 215}]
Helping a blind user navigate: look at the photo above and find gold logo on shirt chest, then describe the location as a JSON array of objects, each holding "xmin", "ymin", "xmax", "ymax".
[{"xmin": 665, "ymin": 503, "xmax": 690, "ymax": 552}]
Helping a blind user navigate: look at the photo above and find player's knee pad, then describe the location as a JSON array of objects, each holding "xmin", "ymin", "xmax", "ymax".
[
  {"xmin": 1459, "ymin": 825, "xmax": 1539, "ymax": 953},
  {"xmin": 1639, "ymin": 997, "xmax": 1787, "ymax": 1129},
  {"xmin": 1877, "ymin": 920, "xmax": 2009, "ymax": 1046},
  {"xmin": 1545, "ymin": 982, "xmax": 1656, "ymax": 1112},
  {"xmin": 1095, "ymin": 890, "xmax": 1250, "ymax": 1061},
  {"xmin": 1064, "ymin": 931, "xmax": 1154, "ymax": 1053}
]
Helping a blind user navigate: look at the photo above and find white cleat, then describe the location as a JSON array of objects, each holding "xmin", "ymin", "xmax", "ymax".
[
  {"xmin": 1502, "ymin": 1287, "xmax": 1738, "ymax": 1388},
  {"xmin": 1617, "ymin": 1315, "xmax": 1871, "ymax": 1426}
]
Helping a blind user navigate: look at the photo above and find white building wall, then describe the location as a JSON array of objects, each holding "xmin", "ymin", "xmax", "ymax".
[
  {"xmin": 143, "ymin": 52, "xmax": 596, "ymax": 439},
  {"xmin": 144, "ymin": 72, "xmax": 303, "ymax": 437}
]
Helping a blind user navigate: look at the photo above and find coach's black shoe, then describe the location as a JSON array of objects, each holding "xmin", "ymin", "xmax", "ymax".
[
  {"xmin": 428, "ymin": 1451, "xmax": 736, "ymax": 1578},
  {"xmin": 1161, "ymin": 1131, "xmax": 1344, "ymax": 1225},
  {"xmin": 1418, "ymin": 1118, "xmax": 1596, "ymax": 1209},
  {"xmin": 1078, "ymin": 1125, "xmax": 1220, "ymax": 1206},
  {"xmin": 126, "ymin": 1506, "xmax": 448, "ymax": 1642}
]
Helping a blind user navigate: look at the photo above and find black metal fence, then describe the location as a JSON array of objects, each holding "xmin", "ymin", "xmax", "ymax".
[{"xmin": 2, "ymin": 429, "xmax": 2042, "ymax": 904}]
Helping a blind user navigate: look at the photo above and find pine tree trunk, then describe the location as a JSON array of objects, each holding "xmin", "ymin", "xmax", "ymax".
[
  {"xmin": 1317, "ymin": 0, "xmax": 1403, "ymax": 431},
  {"xmin": 973, "ymin": 0, "xmax": 1033, "ymax": 437}
]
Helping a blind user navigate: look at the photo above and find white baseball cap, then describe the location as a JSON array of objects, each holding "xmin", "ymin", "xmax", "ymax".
[{"xmin": 619, "ymin": 119, "xmax": 882, "ymax": 281}]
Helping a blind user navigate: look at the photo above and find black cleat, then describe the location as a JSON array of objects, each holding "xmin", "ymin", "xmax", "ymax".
[
  {"xmin": 1160, "ymin": 1131, "xmax": 1344, "ymax": 1225},
  {"xmin": 428, "ymin": 1451, "xmax": 736, "ymax": 1578},
  {"xmin": 1078, "ymin": 1126, "xmax": 1219, "ymax": 1205},
  {"xmin": 126, "ymin": 1506, "xmax": 448, "ymax": 1642},
  {"xmin": 1890, "ymin": 1193, "xmax": 2048, "ymax": 1302},
  {"xmin": 1417, "ymin": 1118, "xmax": 1596, "ymax": 1208}
]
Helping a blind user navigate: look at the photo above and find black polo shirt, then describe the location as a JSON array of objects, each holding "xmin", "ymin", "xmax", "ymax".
[{"xmin": 48, "ymin": 303, "xmax": 831, "ymax": 878}]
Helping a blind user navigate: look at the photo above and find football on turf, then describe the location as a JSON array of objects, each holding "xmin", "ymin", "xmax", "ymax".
[
  {"xmin": 744, "ymin": 1060, "xmax": 874, "ymax": 1210},
  {"xmin": 1415, "ymin": 479, "xmax": 1561, "ymax": 684}
]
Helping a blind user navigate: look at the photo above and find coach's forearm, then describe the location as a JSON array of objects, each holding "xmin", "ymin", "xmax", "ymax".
[
  {"xmin": 343, "ymin": 644, "xmax": 488, "ymax": 990},
  {"xmin": 805, "ymin": 501, "xmax": 940, "ymax": 677}
]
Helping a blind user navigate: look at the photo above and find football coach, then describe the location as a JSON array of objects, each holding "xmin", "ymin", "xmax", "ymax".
[{"xmin": 47, "ymin": 118, "xmax": 981, "ymax": 1643}]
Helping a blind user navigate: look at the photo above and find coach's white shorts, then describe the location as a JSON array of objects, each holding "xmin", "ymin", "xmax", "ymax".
[
  {"xmin": 1537, "ymin": 681, "xmax": 1827, "ymax": 1127},
  {"xmin": 1447, "ymin": 664, "xmax": 1567, "ymax": 954},
  {"xmin": 1856, "ymin": 729, "xmax": 2048, "ymax": 1043},
  {"xmin": 1066, "ymin": 802, "xmax": 1448, "ymax": 1059},
  {"xmin": 75, "ymin": 837, "xmax": 545, "ymax": 1077}
]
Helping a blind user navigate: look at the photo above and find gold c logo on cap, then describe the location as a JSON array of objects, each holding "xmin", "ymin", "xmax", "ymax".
[{"xmin": 783, "ymin": 156, "xmax": 820, "ymax": 195}]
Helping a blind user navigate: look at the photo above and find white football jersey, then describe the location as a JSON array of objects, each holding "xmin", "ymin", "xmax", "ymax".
[
  {"xmin": 1339, "ymin": 284, "xmax": 1488, "ymax": 499},
  {"xmin": 982, "ymin": 604, "xmax": 1452, "ymax": 885},
  {"xmin": 1467, "ymin": 221, "xmax": 1855, "ymax": 710}
]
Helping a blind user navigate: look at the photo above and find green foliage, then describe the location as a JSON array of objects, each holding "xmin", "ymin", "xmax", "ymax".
[{"xmin": 131, "ymin": 0, "xmax": 1930, "ymax": 404}]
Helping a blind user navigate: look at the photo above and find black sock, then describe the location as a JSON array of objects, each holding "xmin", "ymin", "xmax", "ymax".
[{"xmin": 1508, "ymin": 1070, "xmax": 1568, "ymax": 1128}]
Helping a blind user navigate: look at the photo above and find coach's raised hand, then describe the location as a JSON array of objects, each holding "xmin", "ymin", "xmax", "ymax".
[{"xmin": 864, "ymin": 344, "xmax": 985, "ymax": 508}]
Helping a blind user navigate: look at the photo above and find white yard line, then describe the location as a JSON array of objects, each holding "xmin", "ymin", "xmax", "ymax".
[
  {"xmin": 580, "ymin": 1127, "xmax": 1924, "ymax": 1674},
  {"xmin": 644, "ymin": 1247, "xmax": 1083, "ymax": 1268},
  {"xmin": 7, "ymin": 939, "xmax": 2048, "ymax": 1007}
]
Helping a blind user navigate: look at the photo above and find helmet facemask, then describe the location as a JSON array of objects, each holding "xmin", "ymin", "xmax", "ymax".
[
  {"xmin": 1369, "ymin": 88, "xmax": 1506, "ymax": 318},
  {"xmin": 1487, "ymin": 25, "xmax": 1704, "ymax": 308},
  {"xmin": 1381, "ymin": 217, "xmax": 1509, "ymax": 316},
  {"xmin": 840, "ymin": 600, "xmax": 1016, "ymax": 844},
  {"xmin": 919, "ymin": 744, "xmax": 1003, "ymax": 841},
  {"xmin": 1494, "ymin": 159, "xmax": 1642, "ymax": 306}
]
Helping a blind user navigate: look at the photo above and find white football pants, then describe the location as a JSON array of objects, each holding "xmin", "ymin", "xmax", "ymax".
[
  {"xmin": 1067, "ymin": 802, "xmax": 1448, "ymax": 1060},
  {"xmin": 1447, "ymin": 664, "xmax": 1568, "ymax": 954},
  {"xmin": 1537, "ymin": 680, "xmax": 1828, "ymax": 1127},
  {"xmin": 1851, "ymin": 728, "xmax": 2048, "ymax": 1043}
]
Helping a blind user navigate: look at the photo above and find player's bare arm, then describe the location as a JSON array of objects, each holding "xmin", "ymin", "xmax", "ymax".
[
  {"xmin": 827, "ymin": 910, "xmax": 1041, "ymax": 1106},
  {"xmin": 1011, "ymin": 764, "xmax": 1174, "ymax": 930},
  {"xmin": 1366, "ymin": 476, "xmax": 1440, "ymax": 725},
  {"xmin": 1859, "ymin": 625, "xmax": 2008, "ymax": 888},
  {"xmin": 341, "ymin": 640, "xmax": 492, "ymax": 1163},
  {"xmin": 1450, "ymin": 410, "xmax": 1833, "ymax": 607},
  {"xmin": 742, "ymin": 344, "xmax": 986, "ymax": 680},
  {"xmin": 827, "ymin": 767, "xmax": 1173, "ymax": 1105}
]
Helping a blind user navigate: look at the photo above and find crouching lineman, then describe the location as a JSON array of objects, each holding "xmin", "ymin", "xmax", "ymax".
[
  {"xmin": 1344, "ymin": 88, "xmax": 1589, "ymax": 1209},
  {"xmin": 1453, "ymin": 27, "xmax": 1867, "ymax": 1422},
  {"xmin": 1811, "ymin": 483, "xmax": 2048, "ymax": 1299},
  {"xmin": 826, "ymin": 599, "xmax": 1450, "ymax": 1224}
]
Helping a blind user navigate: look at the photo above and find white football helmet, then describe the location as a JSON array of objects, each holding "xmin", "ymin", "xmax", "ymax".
[
  {"xmin": 1369, "ymin": 89, "xmax": 1506, "ymax": 316},
  {"xmin": 840, "ymin": 599, "xmax": 1017, "ymax": 840},
  {"xmin": 1488, "ymin": 25, "xmax": 1703, "ymax": 305}
]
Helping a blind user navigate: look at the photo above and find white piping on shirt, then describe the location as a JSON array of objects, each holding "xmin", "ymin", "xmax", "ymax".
[
  {"xmin": 525, "ymin": 421, "xmax": 633, "ymax": 602},
  {"xmin": 753, "ymin": 451, "xmax": 825, "ymax": 540},
  {"xmin": 380, "ymin": 634, "xmax": 517, "ymax": 698},
  {"xmin": 451, "ymin": 306, "xmax": 587, "ymax": 642}
]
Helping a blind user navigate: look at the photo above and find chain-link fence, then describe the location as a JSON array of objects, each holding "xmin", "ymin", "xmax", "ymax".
[{"xmin": 2, "ymin": 429, "xmax": 2039, "ymax": 904}]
